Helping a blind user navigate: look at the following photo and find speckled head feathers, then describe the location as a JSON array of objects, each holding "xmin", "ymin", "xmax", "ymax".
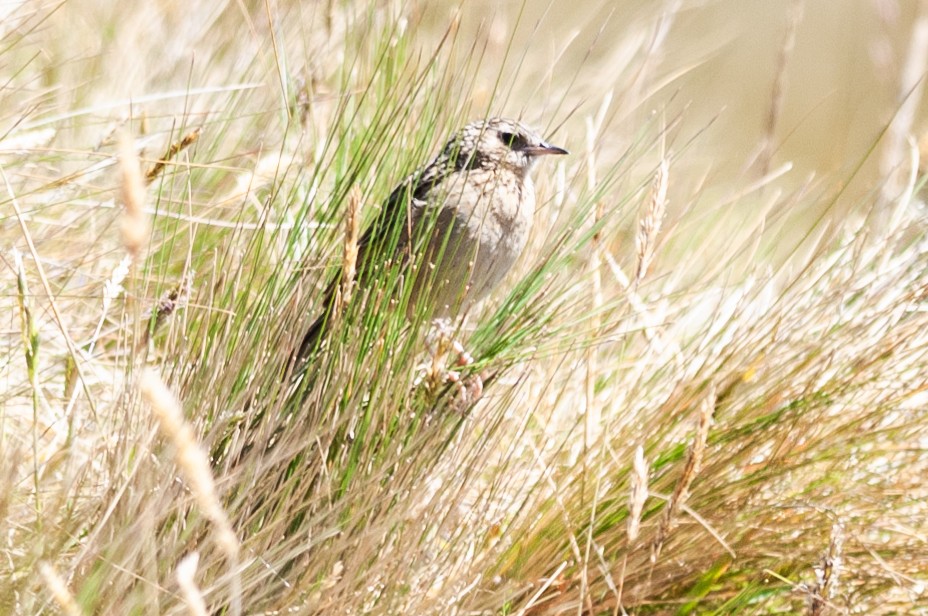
[{"xmin": 439, "ymin": 117, "xmax": 568, "ymax": 176}]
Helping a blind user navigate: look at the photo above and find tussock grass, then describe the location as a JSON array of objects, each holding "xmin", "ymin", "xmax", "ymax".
[{"xmin": 2, "ymin": 1, "xmax": 928, "ymax": 614}]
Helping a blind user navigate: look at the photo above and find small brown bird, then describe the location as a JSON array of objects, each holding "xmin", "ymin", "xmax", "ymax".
[{"xmin": 296, "ymin": 117, "xmax": 567, "ymax": 365}]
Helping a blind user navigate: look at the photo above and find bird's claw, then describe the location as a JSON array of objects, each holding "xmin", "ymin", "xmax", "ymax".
[{"xmin": 418, "ymin": 321, "xmax": 483, "ymax": 411}]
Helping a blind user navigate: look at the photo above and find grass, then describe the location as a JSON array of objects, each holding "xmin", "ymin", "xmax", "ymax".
[{"xmin": 3, "ymin": 0, "xmax": 928, "ymax": 614}]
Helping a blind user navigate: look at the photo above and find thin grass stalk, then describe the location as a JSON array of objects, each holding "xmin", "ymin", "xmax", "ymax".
[
  {"xmin": 807, "ymin": 520, "xmax": 845, "ymax": 615},
  {"xmin": 578, "ymin": 107, "xmax": 606, "ymax": 616},
  {"xmin": 651, "ymin": 383, "xmax": 716, "ymax": 563},
  {"xmin": 756, "ymin": 0, "xmax": 803, "ymax": 177},
  {"xmin": 14, "ymin": 249, "xmax": 42, "ymax": 527},
  {"xmin": 337, "ymin": 186, "xmax": 362, "ymax": 312}
]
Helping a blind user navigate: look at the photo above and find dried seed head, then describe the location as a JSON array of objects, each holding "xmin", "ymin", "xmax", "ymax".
[
  {"xmin": 652, "ymin": 383, "xmax": 715, "ymax": 561},
  {"xmin": 634, "ymin": 157, "xmax": 668, "ymax": 286},
  {"xmin": 140, "ymin": 368, "xmax": 239, "ymax": 561},
  {"xmin": 175, "ymin": 553, "xmax": 208, "ymax": 616},
  {"xmin": 39, "ymin": 562, "xmax": 82, "ymax": 616},
  {"xmin": 145, "ymin": 127, "xmax": 201, "ymax": 184},
  {"xmin": 118, "ymin": 132, "xmax": 148, "ymax": 258},
  {"xmin": 627, "ymin": 445, "xmax": 649, "ymax": 544}
]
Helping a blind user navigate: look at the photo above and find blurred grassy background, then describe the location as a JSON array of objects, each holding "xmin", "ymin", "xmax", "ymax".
[
  {"xmin": 447, "ymin": 0, "xmax": 923, "ymax": 177},
  {"xmin": 14, "ymin": 0, "xmax": 923, "ymax": 181}
]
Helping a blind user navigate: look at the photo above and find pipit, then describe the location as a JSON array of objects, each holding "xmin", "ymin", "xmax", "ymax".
[{"xmin": 296, "ymin": 117, "xmax": 567, "ymax": 365}]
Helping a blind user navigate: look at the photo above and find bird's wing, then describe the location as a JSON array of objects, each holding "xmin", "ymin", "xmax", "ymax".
[{"xmin": 356, "ymin": 156, "xmax": 456, "ymax": 260}]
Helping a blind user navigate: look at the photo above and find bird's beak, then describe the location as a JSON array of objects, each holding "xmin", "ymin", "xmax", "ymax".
[{"xmin": 524, "ymin": 141, "xmax": 569, "ymax": 156}]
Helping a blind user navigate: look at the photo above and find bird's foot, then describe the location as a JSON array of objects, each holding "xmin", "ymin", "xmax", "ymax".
[{"xmin": 418, "ymin": 320, "xmax": 483, "ymax": 411}]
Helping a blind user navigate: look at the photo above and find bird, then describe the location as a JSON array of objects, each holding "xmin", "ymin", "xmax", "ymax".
[{"xmin": 294, "ymin": 117, "xmax": 568, "ymax": 368}]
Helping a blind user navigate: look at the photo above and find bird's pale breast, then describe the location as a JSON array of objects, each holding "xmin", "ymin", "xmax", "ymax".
[{"xmin": 406, "ymin": 167, "xmax": 534, "ymax": 317}]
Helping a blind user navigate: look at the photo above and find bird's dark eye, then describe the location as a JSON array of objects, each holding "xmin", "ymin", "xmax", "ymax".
[{"xmin": 498, "ymin": 131, "xmax": 520, "ymax": 148}]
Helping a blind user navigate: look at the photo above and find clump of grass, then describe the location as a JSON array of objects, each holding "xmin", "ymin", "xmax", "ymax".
[
  {"xmin": 140, "ymin": 365, "xmax": 242, "ymax": 615},
  {"xmin": 3, "ymin": 1, "xmax": 928, "ymax": 615}
]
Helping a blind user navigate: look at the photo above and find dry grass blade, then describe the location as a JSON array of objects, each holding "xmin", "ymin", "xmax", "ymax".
[
  {"xmin": 651, "ymin": 383, "xmax": 716, "ymax": 562},
  {"xmin": 15, "ymin": 246, "xmax": 49, "ymax": 524},
  {"xmin": 3, "ymin": 166, "xmax": 97, "ymax": 417},
  {"xmin": 13, "ymin": 249, "xmax": 39, "ymax": 384},
  {"xmin": 757, "ymin": 0, "xmax": 803, "ymax": 177},
  {"xmin": 807, "ymin": 521, "xmax": 845, "ymax": 615},
  {"xmin": 337, "ymin": 186, "xmax": 362, "ymax": 312}
]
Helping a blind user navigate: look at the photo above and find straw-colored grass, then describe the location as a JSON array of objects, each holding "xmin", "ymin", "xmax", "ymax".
[{"xmin": 3, "ymin": 1, "xmax": 928, "ymax": 614}]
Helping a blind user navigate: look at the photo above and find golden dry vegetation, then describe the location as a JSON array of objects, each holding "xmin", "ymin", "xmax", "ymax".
[{"xmin": 3, "ymin": 0, "xmax": 928, "ymax": 614}]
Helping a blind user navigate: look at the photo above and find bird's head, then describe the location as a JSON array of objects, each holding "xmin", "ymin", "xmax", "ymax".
[{"xmin": 444, "ymin": 117, "xmax": 568, "ymax": 177}]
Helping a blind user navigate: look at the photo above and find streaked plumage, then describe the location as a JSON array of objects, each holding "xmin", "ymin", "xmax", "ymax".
[{"xmin": 296, "ymin": 117, "xmax": 567, "ymax": 364}]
